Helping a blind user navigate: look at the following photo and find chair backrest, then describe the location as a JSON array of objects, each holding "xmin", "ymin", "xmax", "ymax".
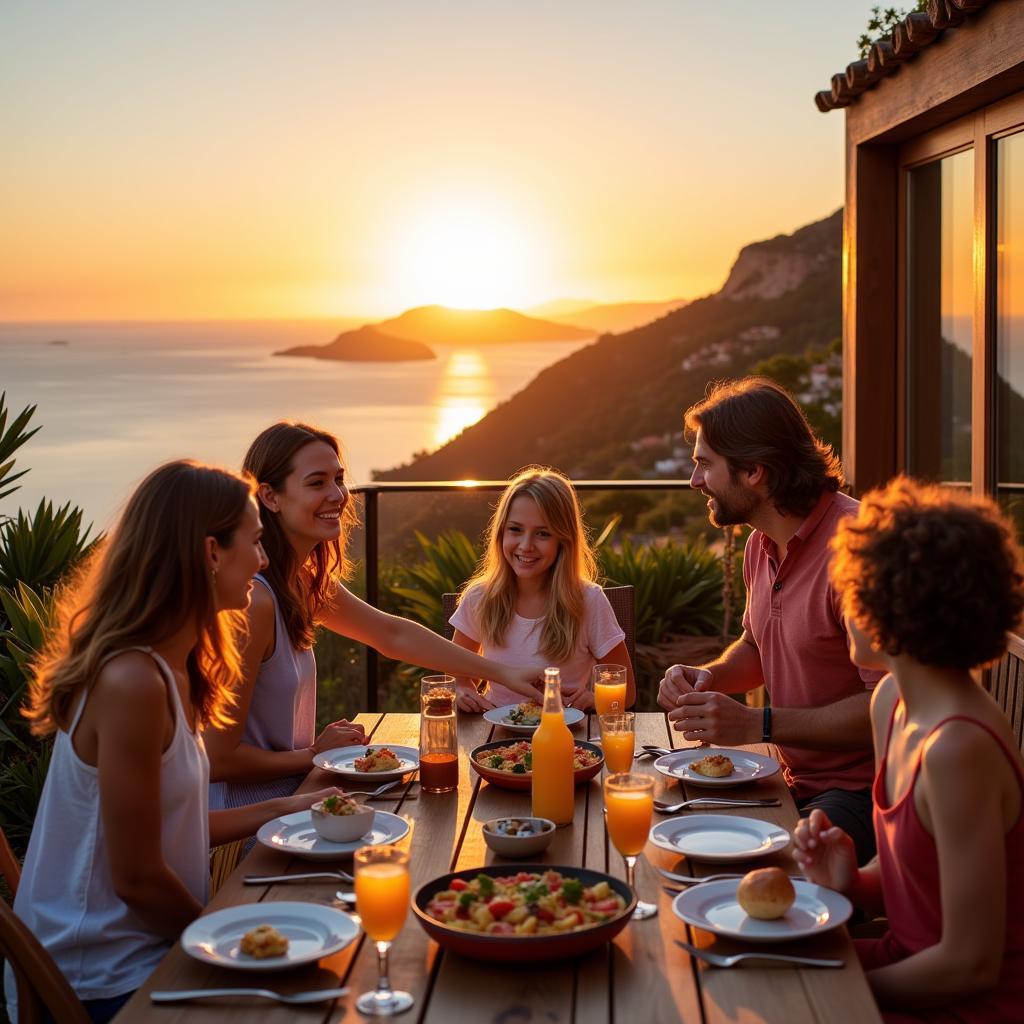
[
  {"xmin": 985, "ymin": 633, "xmax": 1024, "ymax": 754},
  {"xmin": 0, "ymin": 898, "xmax": 90, "ymax": 1024},
  {"xmin": 440, "ymin": 584, "xmax": 636, "ymax": 670},
  {"xmin": 0, "ymin": 825, "xmax": 20, "ymax": 900}
]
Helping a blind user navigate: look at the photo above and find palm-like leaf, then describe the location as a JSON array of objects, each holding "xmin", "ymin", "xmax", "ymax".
[
  {"xmin": 0, "ymin": 392, "xmax": 40, "ymax": 506},
  {"xmin": 0, "ymin": 582, "xmax": 56, "ymax": 750},
  {"xmin": 0, "ymin": 498, "xmax": 98, "ymax": 594},
  {"xmin": 390, "ymin": 530, "xmax": 480, "ymax": 633}
]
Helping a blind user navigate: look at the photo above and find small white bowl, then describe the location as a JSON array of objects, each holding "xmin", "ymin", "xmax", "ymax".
[
  {"xmin": 310, "ymin": 801, "xmax": 375, "ymax": 843},
  {"xmin": 482, "ymin": 817, "xmax": 556, "ymax": 859}
]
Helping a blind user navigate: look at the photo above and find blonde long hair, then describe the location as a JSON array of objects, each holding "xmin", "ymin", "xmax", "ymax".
[
  {"xmin": 461, "ymin": 467, "xmax": 597, "ymax": 662},
  {"xmin": 25, "ymin": 461, "xmax": 254, "ymax": 737}
]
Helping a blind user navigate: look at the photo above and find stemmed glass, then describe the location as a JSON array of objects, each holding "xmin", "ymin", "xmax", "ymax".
[
  {"xmin": 603, "ymin": 772, "xmax": 657, "ymax": 920},
  {"xmin": 353, "ymin": 846, "xmax": 414, "ymax": 1016},
  {"xmin": 592, "ymin": 663, "xmax": 627, "ymax": 715},
  {"xmin": 599, "ymin": 712, "xmax": 635, "ymax": 774}
]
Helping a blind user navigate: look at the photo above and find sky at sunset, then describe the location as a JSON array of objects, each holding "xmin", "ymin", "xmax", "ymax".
[{"xmin": 2, "ymin": 1, "xmax": 869, "ymax": 321}]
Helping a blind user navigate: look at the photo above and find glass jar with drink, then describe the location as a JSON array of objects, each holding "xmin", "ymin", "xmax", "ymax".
[
  {"xmin": 419, "ymin": 674, "xmax": 458, "ymax": 794},
  {"xmin": 354, "ymin": 846, "xmax": 414, "ymax": 1016},
  {"xmin": 603, "ymin": 772, "xmax": 657, "ymax": 919}
]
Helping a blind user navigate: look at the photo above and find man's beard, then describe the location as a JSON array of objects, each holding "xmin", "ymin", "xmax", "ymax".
[{"xmin": 704, "ymin": 485, "xmax": 759, "ymax": 528}]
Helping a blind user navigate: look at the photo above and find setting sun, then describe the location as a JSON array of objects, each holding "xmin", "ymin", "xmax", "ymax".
[{"xmin": 391, "ymin": 197, "xmax": 547, "ymax": 310}]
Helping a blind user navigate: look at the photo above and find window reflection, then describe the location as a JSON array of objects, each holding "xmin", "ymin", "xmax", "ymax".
[
  {"xmin": 996, "ymin": 131, "xmax": 1024, "ymax": 536},
  {"xmin": 906, "ymin": 149, "xmax": 973, "ymax": 486}
]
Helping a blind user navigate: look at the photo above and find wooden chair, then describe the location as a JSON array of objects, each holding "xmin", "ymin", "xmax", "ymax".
[
  {"xmin": 0, "ymin": 825, "xmax": 21, "ymax": 900},
  {"xmin": 984, "ymin": 633, "xmax": 1024, "ymax": 754},
  {"xmin": 209, "ymin": 838, "xmax": 247, "ymax": 898},
  {"xmin": 441, "ymin": 584, "xmax": 636, "ymax": 671},
  {"xmin": 0, "ymin": 882, "xmax": 89, "ymax": 1024}
]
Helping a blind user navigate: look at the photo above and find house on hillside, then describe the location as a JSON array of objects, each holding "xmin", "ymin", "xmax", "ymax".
[{"xmin": 816, "ymin": 0, "xmax": 1023, "ymax": 691}]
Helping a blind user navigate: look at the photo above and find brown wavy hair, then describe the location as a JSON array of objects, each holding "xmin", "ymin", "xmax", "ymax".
[
  {"xmin": 25, "ymin": 461, "xmax": 254, "ymax": 737},
  {"xmin": 831, "ymin": 477, "xmax": 1024, "ymax": 671},
  {"xmin": 685, "ymin": 377, "xmax": 844, "ymax": 517},
  {"xmin": 243, "ymin": 422, "xmax": 357, "ymax": 649},
  {"xmin": 459, "ymin": 466, "xmax": 597, "ymax": 662}
]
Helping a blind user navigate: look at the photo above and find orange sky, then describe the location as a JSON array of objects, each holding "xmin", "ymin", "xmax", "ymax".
[{"xmin": 1, "ymin": 2, "xmax": 869, "ymax": 321}]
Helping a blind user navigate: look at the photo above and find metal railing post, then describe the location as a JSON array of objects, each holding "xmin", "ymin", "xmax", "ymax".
[{"xmin": 364, "ymin": 488, "xmax": 379, "ymax": 712}]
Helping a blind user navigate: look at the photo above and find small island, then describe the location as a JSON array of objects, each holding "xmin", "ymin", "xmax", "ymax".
[{"xmin": 276, "ymin": 325, "xmax": 435, "ymax": 363}]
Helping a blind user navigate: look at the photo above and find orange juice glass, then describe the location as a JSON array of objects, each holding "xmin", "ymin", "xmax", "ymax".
[
  {"xmin": 603, "ymin": 772, "xmax": 657, "ymax": 920},
  {"xmin": 593, "ymin": 664, "xmax": 628, "ymax": 715},
  {"xmin": 599, "ymin": 712, "xmax": 635, "ymax": 774},
  {"xmin": 354, "ymin": 846, "xmax": 414, "ymax": 1016}
]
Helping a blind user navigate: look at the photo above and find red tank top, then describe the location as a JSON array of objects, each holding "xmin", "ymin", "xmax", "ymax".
[{"xmin": 857, "ymin": 708, "xmax": 1024, "ymax": 1023}]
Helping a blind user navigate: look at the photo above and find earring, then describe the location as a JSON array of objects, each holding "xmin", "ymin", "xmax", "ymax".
[{"xmin": 210, "ymin": 567, "xmax": 218, "ymax": 584}]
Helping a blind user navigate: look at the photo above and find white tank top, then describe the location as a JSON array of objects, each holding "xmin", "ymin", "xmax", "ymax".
[{"xmin": 7, "ymin": 647, "xmax": 209, "ymax": 1010}]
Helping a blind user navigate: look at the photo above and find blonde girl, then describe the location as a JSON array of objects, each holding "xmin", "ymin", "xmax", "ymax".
[
  {"xmin": 206, "ymin": 423, "xmax": 544, "ymax": 807},
  {"xmin": 451, "ymin": 466, "xmax": 635, "ymax": 712},
  {"xmin": 8, "ymin": 462, "xmax": 344, "ymax": 1023}
]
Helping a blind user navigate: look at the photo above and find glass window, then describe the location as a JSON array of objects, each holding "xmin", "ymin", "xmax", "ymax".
[
  {"xmin": 906, "ymin": 149, "xmax": 974, "ymax": 486},
  {"xmin": 996, "ymin": 130, "xmax": 1024, "ymax": 535}
]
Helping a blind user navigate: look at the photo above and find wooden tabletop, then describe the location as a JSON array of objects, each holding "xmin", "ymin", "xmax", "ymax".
[{"xmin": 115, "ymin": 712, "xmax": 882, "ymax": 1024}]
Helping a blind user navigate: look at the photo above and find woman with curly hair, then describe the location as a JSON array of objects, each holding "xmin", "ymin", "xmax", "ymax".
[{"xmin": 793, "ymin": 477, "xmax": 1024, "ymax": 1022}]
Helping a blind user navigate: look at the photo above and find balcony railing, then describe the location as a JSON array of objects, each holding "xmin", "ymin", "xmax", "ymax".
[{"xmin": 351, "ymin": 479, "xmax": 695, "ymax": 710}]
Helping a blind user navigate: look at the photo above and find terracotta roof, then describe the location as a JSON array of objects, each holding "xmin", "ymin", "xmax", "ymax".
[{"xmin": 816, "ymin": 0, "xmax": 994, "ymax": 112}]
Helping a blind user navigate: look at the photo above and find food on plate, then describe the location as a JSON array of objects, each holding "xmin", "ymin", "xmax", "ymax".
[
  {"xmin": 314, "ymin": 794, "xmax": 366, "ymax": 816},
  {"xmin": 239, "ymin": 923, "xmax": 289, "ymax": 958},
  {"xmin": 474, "ymin": 740, "xmax": 599, "ymax": 774},
  {"xmin": 354, "ymin": 747, "xmax": 401, "ymax": 772},
  {"xmin": 736, "ymin": 867, "xmax": 796, "ymax": 920},
  {"xmin": 506, "ymin": 702, "xmax": 543, "ymax": 726},
  {"xmin": 690, "ymin": 753, "xmax": 735, "ymax": 778},
  {"xmin": 425, "ymin": 870, "xmax": 627, "ymax": 935}
]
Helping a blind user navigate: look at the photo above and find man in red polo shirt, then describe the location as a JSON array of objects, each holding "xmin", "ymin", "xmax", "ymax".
[{"xmin": 658, "ymin": 377, "xmax": 881, "ymax": 863}]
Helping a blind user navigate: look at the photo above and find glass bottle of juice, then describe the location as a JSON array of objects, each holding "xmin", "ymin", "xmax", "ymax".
[{"xmin": 531, "ymin": 668, "xmax": 575, "ymax": 826}]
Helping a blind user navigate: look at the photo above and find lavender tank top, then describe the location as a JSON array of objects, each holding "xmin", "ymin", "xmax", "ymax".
[{"xmin": 212, "ymin": 574, "xmax": 316, "ymax": 809}]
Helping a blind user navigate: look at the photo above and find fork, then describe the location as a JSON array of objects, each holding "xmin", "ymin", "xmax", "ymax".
[
  {"xmin": 151, "ymin": 986, "xmax": 351, "ymax": 1004},
  {"xmin": 654, "ymin": 797, "xmax": 781, "ymax": 813},
  {"xmin": 343, "ymin": 780, "xmax": 400, "ymax": 799},
  {"xmin": 674, "ymin": 939, "xmax": 843, "ymax": 969},
  {"xmin": 244, "ymin": 869, "xmax": 354, "ymax": 885},
  {"xmin": 657, "ymin": 866, "xmax": 801, "ymax": 886}
]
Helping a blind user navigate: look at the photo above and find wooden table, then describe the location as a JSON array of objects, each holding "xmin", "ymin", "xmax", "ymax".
[{"xmin": 116, "ymin": 712, "xmax": 882, "ymax": 1023}]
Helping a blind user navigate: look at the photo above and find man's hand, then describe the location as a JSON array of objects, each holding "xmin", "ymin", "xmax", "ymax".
[
  {"xmin": 666, "ymin": 690, "xmax": 760, "ymax": 745},
  {"xmin": 657, "ymin": 664, "xmax": 713, "ymax": 712}
]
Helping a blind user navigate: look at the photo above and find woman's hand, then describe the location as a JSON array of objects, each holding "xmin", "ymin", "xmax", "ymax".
[
  {"xmin": 456, "ymin": 686, "xmax": 497, "ymax": 713},
  {"xmin": 312, "ymin": 719, "xmax": 367, "ymax": 755},
  {"xmin": 564, "ymin": 687, "xmax": 595, "ymax": 711},
  {"xmin": 792, "ymin": 808, "xmax": 859, "ymax": 893},
  {"xmin": 499, "ymin": 666, "xmax": 546, "ymax": 700},
  {"xmin": 287, "ymin": 786, "xmax": 348, "ymax": 814}
]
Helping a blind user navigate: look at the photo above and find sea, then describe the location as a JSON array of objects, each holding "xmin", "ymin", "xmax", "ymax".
[{"xmin": 0, "ymin": 321, "xmax": 591, "ymax": 529}]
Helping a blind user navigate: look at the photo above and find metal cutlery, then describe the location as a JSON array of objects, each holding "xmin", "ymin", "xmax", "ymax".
[
  {"xmin": 244, "ymin": 869, "xmax": 354, "ymax": 885},
  {"xmin": 674, "ymin": 939, "xmax": 843, "ymax": 969},
  {"xmin": 151, "ymin": 986, "xmax": 351, "ymax": 1005},
  {"xmin": 658, "ymin": 866, "xmax": 802, "ymax": 886},
  {"xmin": 636, "ymin": 745, "xmax": 674, "ymax": 759},
  {"xmin": 654, "ymin": 797, "xmax": 781, "ymax": 814},
  {"xmin": 344, "ymin": 780, "xmax": 401, "ymax": 799}
]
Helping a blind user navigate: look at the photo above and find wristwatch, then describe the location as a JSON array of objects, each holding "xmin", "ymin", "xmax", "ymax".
[{"xmin": 761, "ymin": 705, "xmax": 772, "ymax": 743}]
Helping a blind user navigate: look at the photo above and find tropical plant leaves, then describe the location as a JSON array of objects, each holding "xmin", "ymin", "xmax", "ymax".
[
  {"xmin": 0, "ymin": 392, "xmax": 40, "ymax": 506},
  {"xmin": 0, "ymin": 498, "xmax": 98, "ymax": 594}
]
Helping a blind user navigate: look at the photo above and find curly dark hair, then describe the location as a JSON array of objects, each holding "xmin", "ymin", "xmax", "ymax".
[
  {"xmin": 684, "ymin": 377, "xmax": 844, "ymax": 518},
  {"xmin": 831, "ymin": 477, "xmax": 1024, "ymax": 671}
]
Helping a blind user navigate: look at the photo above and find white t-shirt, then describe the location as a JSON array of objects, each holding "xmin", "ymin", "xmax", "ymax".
[{"xmin": 449, "ymin": 582, "xmax": 625, "ymax": 706}]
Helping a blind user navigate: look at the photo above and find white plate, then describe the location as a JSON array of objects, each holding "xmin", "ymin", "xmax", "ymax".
[
  {"xmin": 653, "ymin": 748, "xmax": 780, "ymax": 789},
  {"xmin": 649, "ymin": 814, "xmax": 790, "ymax": 863},
  {"xmin": 672, "ymin": 878, "xmax": 852, "ymax": 943},
  {"xmin": 483, "ymin": 705, "xmax": 585, "ymax": 734},
  {"xmin": 181, "ymin": 901, "xmax": 359, "ymax": 970},
  {"xmin": 313, "ymin": 743, "xmax": 420, "ymax": 782},
  {"xmin": 256, "ymin": 809, "xmax": 410, "ymax": 861}
]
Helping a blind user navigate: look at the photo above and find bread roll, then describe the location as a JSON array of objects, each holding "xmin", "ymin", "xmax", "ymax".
[
  {"xmin": 736, "ymin": 867, "xmax": 795, "ymax": 920},
  {"xmin": 691, "ymin": 754, "xmax": 734, "ymax": 778}
]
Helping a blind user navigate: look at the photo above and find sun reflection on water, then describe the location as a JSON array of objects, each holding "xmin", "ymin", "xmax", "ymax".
[{"xmin": 432, "ymin": 350, "xmax": 494, "ymax": 448}]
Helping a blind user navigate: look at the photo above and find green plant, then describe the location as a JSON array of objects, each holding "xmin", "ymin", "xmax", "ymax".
[
  {"xmin": 0, "ymin": 583, "xmax": 55, "ymax": 750},
  {"xmin": 857, "ymin": 3, "xmax": 927, "ymax": 58},
  {"xmin": 0, "ymin": 499, "xmax": 96, "ymax": 594},
  {"xmin": 0, "ymin": 392, "xmax": 40, "ymax": 508},
  {"xmin": 388, "ymin": 530, "xmax": 480, "ymax": 633}
]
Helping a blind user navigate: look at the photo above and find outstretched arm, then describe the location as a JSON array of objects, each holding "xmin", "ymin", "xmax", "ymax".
[{"xmin": 320, "ymin": 584, "xmax": 543, "ymax": 698}]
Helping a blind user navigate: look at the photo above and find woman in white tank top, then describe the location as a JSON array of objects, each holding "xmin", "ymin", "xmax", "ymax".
[
  {"xmin": 8, "ymin": 461, "xmax": 347, "ymax": 1023},
  {"xmin": 206, "ymin": 422, "xmax": 551, "ymax": 800}
]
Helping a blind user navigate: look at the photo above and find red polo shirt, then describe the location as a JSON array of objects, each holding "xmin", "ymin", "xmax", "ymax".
[{"xmin": 742, "ymin": 490, "xmax": 880, "ymax": 798}]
